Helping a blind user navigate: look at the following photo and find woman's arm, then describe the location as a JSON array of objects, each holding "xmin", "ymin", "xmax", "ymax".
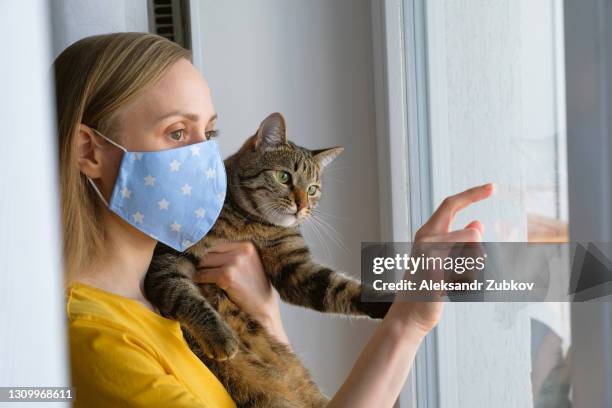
[
  {"xmin": 327, "ymin": 305, "xmax": 428, "ymax": 407},
  {"xmin": 195, "ymin": 184, "xmax": 494, "ymax": 407},
  {"xmin": 194, "ymin": 241, "xmax": 291, "ymax": 345},
  {"xmin": 329, "ymin": 183, "xmax": 494, "ymax": 407}
]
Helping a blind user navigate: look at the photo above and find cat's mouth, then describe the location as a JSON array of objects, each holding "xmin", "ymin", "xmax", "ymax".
[
  {"xmin": 267, "ymin": 213, "xmax": 298, "ymax": 227},
  {"xmin": 265, "ymin": 208, "xmax": 308, "ymax": 227}
]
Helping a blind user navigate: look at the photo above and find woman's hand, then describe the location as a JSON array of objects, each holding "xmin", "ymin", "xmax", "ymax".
[
  {"xmin": 329, "ymin": 183, "xmax": 494, "ymax": 408},
  {"xmin": 192, "ymin": 241, "xmax": 290, "ymax": 345},
  {"xmin": 385, "ymin": 183, "xmax": 495, "ymax": 335}
]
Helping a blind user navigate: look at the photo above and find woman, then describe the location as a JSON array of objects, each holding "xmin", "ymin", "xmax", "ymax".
[{"xmin": 58, "ymin": 33, "xmax": 493, "ymax": 407}]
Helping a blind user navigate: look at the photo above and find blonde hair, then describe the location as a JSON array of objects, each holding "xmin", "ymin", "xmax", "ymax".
[{"xmin": 54, "ymin": 33, "xmax": 191, "ymax": 282}]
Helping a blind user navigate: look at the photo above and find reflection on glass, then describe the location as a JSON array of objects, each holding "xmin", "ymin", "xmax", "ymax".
[{"xmin": 418, "ymin": 0, "xmax": 572, "ymax": 406}]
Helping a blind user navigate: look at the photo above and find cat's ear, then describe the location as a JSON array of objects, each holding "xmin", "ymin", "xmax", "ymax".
[
  {"xmin": 255, "ymin": 112, "xmax": 287, "ymax": 151},
  {"xmin": 312, "ymin": 146, "xmax": 344, "ymax": 169}
]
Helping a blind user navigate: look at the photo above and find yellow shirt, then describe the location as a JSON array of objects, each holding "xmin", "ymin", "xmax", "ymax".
[{"xmin": 66, "ymin": 282, "xmax": 236, "ymax": 408}]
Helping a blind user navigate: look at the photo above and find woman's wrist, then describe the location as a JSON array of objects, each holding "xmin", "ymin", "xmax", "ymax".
[
  {"xmin": 252, "ymin": 300, "xmax": 291, "ymax": 346},
  {"xmin": 383, "ymin": 302, "xmax": 439, "ymax": 341},
  {"xmin": 380, "ymin": 314, "xmax": 428, "ymax": 347},
  {"xmin": 262, "ymin": 314, "xmax": 291, "ymax": 345}
]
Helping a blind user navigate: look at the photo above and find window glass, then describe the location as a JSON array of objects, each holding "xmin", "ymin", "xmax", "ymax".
[{"xmin": 417, "ymin": 1, "xmax": 572, "ymax": 406}]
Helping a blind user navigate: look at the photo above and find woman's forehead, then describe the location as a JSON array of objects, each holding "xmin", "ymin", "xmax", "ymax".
[{"xmin": 127, "ymin": 59, "xmax": 215, "ymax": 124}]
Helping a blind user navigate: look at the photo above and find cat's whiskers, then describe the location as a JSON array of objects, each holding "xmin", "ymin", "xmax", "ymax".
[
  {"xmin": 309, "ymin": 214, "xmax": 349, "ymax": 254},
  {"xmin": 306, "ymin": 216, "xmax": 335, "ymax": 260},
  {"xmin": 257, "ymin": 202, "xmax": 290, "ymax": 225},
  {"xmin": 303, "ymin": 216, "xmax": 332, "ymax": 261},
  {"xmin": 254, "ymin": 201, "xmax": 280, "ymax": 212},
  {"xmin": 311, "ymin": 208, "xmax": 349, "ymax": 221}
]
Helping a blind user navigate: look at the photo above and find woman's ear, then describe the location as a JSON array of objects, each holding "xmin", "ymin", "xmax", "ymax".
[{"xmin": 76, "ymin": 124, "xmax": 105, "ymax": 179}]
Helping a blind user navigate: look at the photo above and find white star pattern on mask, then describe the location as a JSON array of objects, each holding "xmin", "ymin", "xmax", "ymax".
[
  {"xmin": 158, "ymin": 198, "xmax": 170, "ymax": 210},
  {"xmin": 181, "ymin": 184, "xmax": 192, "ymax": 195},
  {"xmin": 95, "ymin": 137, "xmax": 226, "ymax": 253},
  {"xmin": 132, "ymin": 211, "xmax": 144, "ymax": 223},
  {"xmin": 169, "ymin": 160, "xmax": 181, "ymax": 172},
  {"xmin": 144, "ymin": 174, "xmax": 156, "ymax": 186},
  {"xmin": 121, "ymin": 187, "xmax": 132, "ymax": 199}
]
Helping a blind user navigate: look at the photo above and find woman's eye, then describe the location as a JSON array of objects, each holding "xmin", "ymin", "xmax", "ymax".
[
  {"xmin": 205, "ymin": 129, "xmax": 219, "ymax": 140},
  {"xmin": 169, "ymin": 129, "xmax": 184, "ymax": 141},
  {"xmin": 307, "ymin": 185, "xmax": 318, "ymax": 196},
  {"xmin": 276, "ymin": 171, "xmax": 291, "ymax": 184}
]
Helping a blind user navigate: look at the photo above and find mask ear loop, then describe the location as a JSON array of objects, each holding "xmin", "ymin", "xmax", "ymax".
[
  {"xmin": 86, "ymin": 128, "xmax": 128, "ymax": 208},
  {"xmin": 91, "ymin": 128, "xmax": 128, "ymax": 153},
  {"xmin": 86, "ymin": 177, "xmax": 110, "ymax": 207}
]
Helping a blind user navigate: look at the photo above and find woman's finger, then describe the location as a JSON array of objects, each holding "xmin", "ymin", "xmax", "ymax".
[
  {"xmin": 426, "ymin": 227, "xmax": 483, "ymax": 243},
  {"xmin": 421, "ymin": 183, "xmax": 495, "ymax": 235},
  {"xmin": 206, "ymin": 241, "xmax": 242, "ymax": 254},
  {"xmin": 193, "ymin": 267, "xmax": 231, "ymax": 290},
  {"xmin": 464, "ymin": 220, "xmax": 484, "ymax": 235},
  {"xmin": 193, "ymin": 268, "xmax": 222, "ymax": 283},
  {"xmin": 198, "ymin": 251, "xmax": 235, "ymax": 268}
]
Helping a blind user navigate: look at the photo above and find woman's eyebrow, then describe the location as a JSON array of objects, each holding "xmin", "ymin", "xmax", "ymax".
[
  {"xmin": 155, "ymin": 111, "xmax": 218, "ymax": 123},
  {"xmin": 207, "ymin": 113, "xmax": 218, "ymax": 124}
]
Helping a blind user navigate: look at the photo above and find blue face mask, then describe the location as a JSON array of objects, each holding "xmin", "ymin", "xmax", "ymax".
[{"xmin": 87, "ymin": 130, "xmax": 227, "ymax": 252}]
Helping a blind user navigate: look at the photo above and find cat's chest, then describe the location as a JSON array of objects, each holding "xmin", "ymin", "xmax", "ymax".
[{"xmin": 191, "ymin": 206, "xmax": 298, "ymax": 257}]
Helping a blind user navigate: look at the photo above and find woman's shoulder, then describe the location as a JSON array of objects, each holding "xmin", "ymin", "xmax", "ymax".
[
  {"xmin": 65, "ymin": 281, "xmax": 182, "ymax": 338},
  {"xmin": 66, "ymin": 282, "xmax": 120, "ymax": 325},
  {"xmin": 65, "ymin": 282, "xmax": 237, "ymax": 408},
  {"xmin": 66, "ymin": 281, "xmax": 137, "ymax": 328}
]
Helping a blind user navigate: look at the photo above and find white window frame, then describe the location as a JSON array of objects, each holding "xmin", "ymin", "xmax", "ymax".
[
  {"xmin": 370, "ymin": 1, "xmax": 437, "ymax": 407},
  {"xmin": 371, "ymin": 0, "xmax": 612, "ymax": 406}
]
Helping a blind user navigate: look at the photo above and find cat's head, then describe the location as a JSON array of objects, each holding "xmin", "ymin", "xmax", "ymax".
[{"xmin": 229, "ymin": 112, "xmax": 343, "ymax": 227}]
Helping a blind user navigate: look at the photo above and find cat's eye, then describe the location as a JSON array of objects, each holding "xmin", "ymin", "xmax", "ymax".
[
  {"xmin": 169, "ymin": 129, "xmax": 185, "ymax": 141},
  {"xmin": 276, "ymin": 170, "xmax": 291, "ymax": 184},
  {"xmin": 307, "ymin": 185, "xmax": 318, "ymax": 196}
]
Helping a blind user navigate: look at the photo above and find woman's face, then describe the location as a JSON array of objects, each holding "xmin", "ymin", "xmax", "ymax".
[
  {"xmin": 111, "ymin": 58, "xmax": 218, "ymax": 151},
  {"xmin": 80, "ymin": 58, "xmax": 217, "ymax": 201}
]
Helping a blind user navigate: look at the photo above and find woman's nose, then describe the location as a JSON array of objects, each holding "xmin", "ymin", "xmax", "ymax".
[{"xmin": 193, "ymin": 132, "xmax": 207, "ymax": 143}]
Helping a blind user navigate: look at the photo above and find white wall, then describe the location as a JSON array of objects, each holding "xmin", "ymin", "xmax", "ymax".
[
  {"xmin": 191, "ymin": 0, "xmax": 382, "ymax": 396},
  {"xmin": 0, "ymin": 2, "xmax": 68, "ymax": 406},
  {"xmin": 50, "ymin": 0, "xmax": 148, "ymax": 58}
]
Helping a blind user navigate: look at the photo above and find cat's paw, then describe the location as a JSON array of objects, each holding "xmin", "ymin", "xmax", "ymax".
[{"xmin": 192, "ymin": 321, "xmax": 240, "ymax": 361}]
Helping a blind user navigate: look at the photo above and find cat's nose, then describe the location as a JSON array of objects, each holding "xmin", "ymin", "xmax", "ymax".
[
  {"xmin": 296, "ymin": 208, "xmax": 309, "ymax": 218},
  {"xmin": 294, "ymin": 189, "xmax": 308, "ymax": 212}
]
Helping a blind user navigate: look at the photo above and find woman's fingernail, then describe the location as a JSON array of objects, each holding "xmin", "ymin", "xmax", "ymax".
[{"xmin": 484, "ymin": 183, "xmax": 495, "ymax": 192}]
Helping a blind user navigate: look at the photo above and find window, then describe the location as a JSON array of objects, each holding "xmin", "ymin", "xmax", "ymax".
[
  {"xmin": 373, "ymin": 0, "xmax": 612, "ymax": 406},
  {"xmin": 423, "ymin": 1, "xmax": 570, "ymax": 406}
]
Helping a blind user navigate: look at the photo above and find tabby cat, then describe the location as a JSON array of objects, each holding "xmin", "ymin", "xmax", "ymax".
[{"xmin": 144, "ymin": 113, "xmax": 391, "ymax": 407}]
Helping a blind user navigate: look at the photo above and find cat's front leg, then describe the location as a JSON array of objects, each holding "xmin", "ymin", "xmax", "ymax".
[
  {"xmin": 264, "ymin": 245, "xmax": 393, "ymax": 319},
  {"xmin": 144, "ymin": 250, "xmax": 240, "ymax": 360}
]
